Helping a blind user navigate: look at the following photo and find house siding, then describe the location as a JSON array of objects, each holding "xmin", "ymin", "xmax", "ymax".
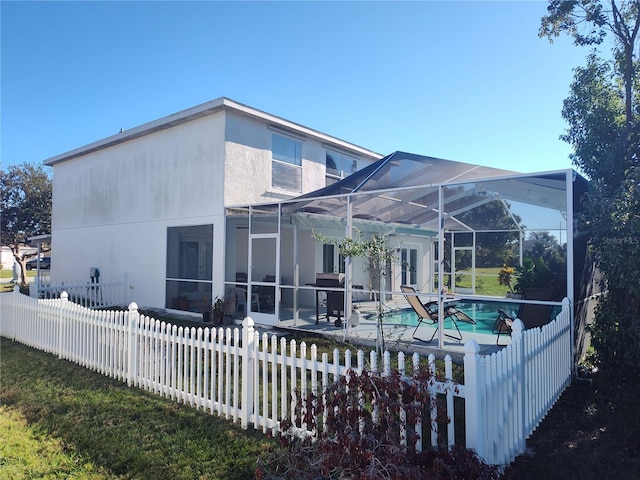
[
  {"xmin": 46, "ymin": 99, "xmax": 381, "ymax": 312},
  {"xmin": 50, "ymin": 112, "xmax": 226, "ymax": 308}
]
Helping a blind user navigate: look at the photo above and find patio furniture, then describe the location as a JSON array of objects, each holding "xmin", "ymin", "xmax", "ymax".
[
  {"xmin": 493, "ymin": 287, "xmax": 554, "ymax": 345},
  {"xmin": 229, "ymin": 287, "xmax": 260, "ymax": 316},
  {"xmin": 314, "ymin": 273, "xmax": 345, "ymax": 325},
  {"xmin": 401, "ymin": 285, "xmax": 474, "ymax": 343},
  {"xmin": 258, "ymin": 275, "xmax": 276, "ymax": 313}
]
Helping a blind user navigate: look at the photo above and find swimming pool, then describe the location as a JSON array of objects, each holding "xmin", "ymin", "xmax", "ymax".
[{"xmin": 374, "ymin": 301, "xmax": 517, "ymax": 336}]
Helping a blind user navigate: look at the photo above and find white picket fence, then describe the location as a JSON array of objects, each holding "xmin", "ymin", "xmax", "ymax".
[{"xmin": 0, "ymin": 288, "xmax": 572, "ymax": 465}]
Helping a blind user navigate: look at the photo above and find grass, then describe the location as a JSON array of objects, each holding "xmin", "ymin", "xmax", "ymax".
[
  {"xmin": 508, "ymin": 373, "xmax": 640, "ymax": 480},
  {"xmin": 437, "ymin": 267, "xmax": 512, "ymax": 297},
  {"xmin": 1, "ymin": 269, "xmax": 36, "ymax": 293},
  {"xmin": 0, "ymin": 338, "xmax": 276, "ymax": 479},
  {"xmin": 0, "ymin": 269, "xmax": 36, "ymax": 279},
  {"xmin": 7, "ymin": 335, "xmax": 640, "ymax": 480},
  {"xmin": 0, "ymin": 405, "xmax": 112, "ymax": 479}
]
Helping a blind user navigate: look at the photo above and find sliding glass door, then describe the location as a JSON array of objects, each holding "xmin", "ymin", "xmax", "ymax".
[{"xmin": 165, "ymin": 224, "xmax": 213, "ymax": 314}]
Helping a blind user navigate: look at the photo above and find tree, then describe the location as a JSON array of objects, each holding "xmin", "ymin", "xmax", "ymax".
[
  {"xmin": 541, "ymin": 0, "xmax": 640, "ymax": 372},
  {"xmin": 541, "ymin": 0, "xmax": 639, "ymax": 128},
  {"xmin": 0, "ymin": 162, "xmax": 52, "ymax": 286},
  {"xmin": 455, "ymin": 200, "xmax": 522, "ymax": 268},
  {"xmin": 313, "ymin": 230, "xmax": 397, "ymax": 357},
  {"xmin": 515, "ymin": 231, "xmax": 567, "ymax": 300}
]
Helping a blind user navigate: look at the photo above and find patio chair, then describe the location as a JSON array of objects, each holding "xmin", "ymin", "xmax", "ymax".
[
  {"xmin": 230, "ymin": 287, "xmax": 260, "ymax": 316},
  {"xmin": 493, "ymin": 287, "xmax": 554, "ymax": 345},
  {"xmin": 400, "ymin": 285, "xmax": 474, "ymax": 343}
]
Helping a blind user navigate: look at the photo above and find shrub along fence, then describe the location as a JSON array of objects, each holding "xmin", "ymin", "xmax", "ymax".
[{"xmin": 0, "ymin": 287, "xmax": 572, "ymax": 466}]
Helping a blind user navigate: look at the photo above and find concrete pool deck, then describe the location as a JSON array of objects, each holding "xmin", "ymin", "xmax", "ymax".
[{"xmin": 270, "ymin": 298, "xmax": 511, "ymax": 362}]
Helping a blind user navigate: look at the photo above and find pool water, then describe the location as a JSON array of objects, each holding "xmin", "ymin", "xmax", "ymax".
[{"xmin": 377, "ymin": 302, "xmax": 517, "ymax": 336}]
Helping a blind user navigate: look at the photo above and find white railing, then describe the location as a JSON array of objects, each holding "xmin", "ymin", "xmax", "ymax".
[
  {"xmin": 32, "ymin": 273, "xmax": 128, "ymax": 308},
  {"xmin": 0, "ymin": 288, "xmax": 572, "ymax": 466}
]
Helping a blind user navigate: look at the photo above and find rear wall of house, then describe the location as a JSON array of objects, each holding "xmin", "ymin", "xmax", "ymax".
[
  {"xmin": 50, "ymin": 113, "xmax": 226, "ymax": 309},
  {"xmin": 223, "ymin": 112, "xmax": 356, "ymax": 206}
]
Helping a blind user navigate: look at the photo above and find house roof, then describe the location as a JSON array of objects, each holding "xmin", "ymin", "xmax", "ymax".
[{"xmin": 43, "ymin": 97, "xmax": 382, "ymax": 166}]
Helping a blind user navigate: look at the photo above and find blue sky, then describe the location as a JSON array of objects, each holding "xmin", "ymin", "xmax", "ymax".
[{"xmin": 1, "ymin": 1, "xmax": 590, "ymax": 173}]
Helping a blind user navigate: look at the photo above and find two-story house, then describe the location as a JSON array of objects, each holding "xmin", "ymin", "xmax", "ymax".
[{"xmin": 44, "ymin": 97, "xmax": 382, "ymax": 315}]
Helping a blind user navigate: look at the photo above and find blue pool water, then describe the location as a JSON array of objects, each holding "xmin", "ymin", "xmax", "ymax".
[{"xmin": 377, "ymin": 302, "xmax": 517, "ymax": 336}]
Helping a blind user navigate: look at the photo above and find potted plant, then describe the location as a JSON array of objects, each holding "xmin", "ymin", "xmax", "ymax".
[
  {"xmin": 498, "ymin": 264, "xmax": 520, "ymax": 298},
  {"xmin": 212, "ymin": 296, "xmax": 225, "ymax": 325},
  {"xmin": 200, "ymin": 296, "xmax": 212, "ymax": 322}
]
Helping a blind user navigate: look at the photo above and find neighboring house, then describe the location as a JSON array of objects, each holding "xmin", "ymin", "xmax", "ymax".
[
  {"xmin": 1, "ymin": 246, "xmax": 16, "ymax": 271},
  {"xmin": 43, "ymin": 97, "xmax": 382, "ymax": 314}
]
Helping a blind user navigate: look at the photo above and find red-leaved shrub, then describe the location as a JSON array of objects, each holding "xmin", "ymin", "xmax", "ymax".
[{"xmin": 257, "ymin": 368, "xmax": 502, "ymax": 479}]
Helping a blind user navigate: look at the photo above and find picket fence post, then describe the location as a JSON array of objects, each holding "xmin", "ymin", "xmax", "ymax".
[
  {"xmin": 127, "ymin": 302, "xmax": 139, "ymax": 387},
  {"xmin": 464, "ymin": 339, "xmax": 486, "ymax": 461},
  {"xmin": 240, "ymin": 316, "xmax": 255, "ymax": 429},
  {"xmin": 510, "ymin": 318, "xmax": 526, "ymax": 457},
  {"xmin": 58, "ymin": 291, "xmax": 69, "ymax": 359}
]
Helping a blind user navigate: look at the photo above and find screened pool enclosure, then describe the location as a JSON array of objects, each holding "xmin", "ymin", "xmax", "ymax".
[{"xmin": 225, "ymin": 152, "xmax": 591, "ymax": 350}]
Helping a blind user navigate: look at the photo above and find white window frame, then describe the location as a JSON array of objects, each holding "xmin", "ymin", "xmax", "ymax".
[
  {"xmin": 326, "ymin": 150, "xmax": 357, "ymax": 185},
  {"xmin": 272, "ymin": 134, "xmax": 302, "ymax": 192}
]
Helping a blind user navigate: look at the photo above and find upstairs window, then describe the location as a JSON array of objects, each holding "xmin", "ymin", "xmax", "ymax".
[
  {"xmin": 272, "ymin": 134, "xmax": 302, "ymax": 192},
  {"xmin": 326, "ymin": 151, "xmax": 357, "ymax": 186}
]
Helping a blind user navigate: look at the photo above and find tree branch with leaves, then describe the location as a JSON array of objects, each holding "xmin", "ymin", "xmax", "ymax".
[
  {"xmin": 541, "ymin": 0, "xmax": 639, "ymax": 128},
  {"xmin": 541, "ymin": 0, "xmax": 640, "ymax": 373},
  {"xmin": 313, "ymin": 229, "xmax": 398, "ymax": 357}
]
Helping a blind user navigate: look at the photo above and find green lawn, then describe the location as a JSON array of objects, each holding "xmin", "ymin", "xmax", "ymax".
[
  {"xmin": 1, "ymin": 269, "xmax": 36, "ymax": 292},
  {"xmin": 0, "ymin": 269, "xmax": 36, "ymax": 279},
  {"xmin": 0, "ymin": 338, "xmax": 276, "ymax": 480},
  {"xmin": 0, "ymin": 404, "xmax": 113, "ymax": 480},
  {"xmin": 436, "ymin": 267, "xmax": 511, "ymax": 296}
]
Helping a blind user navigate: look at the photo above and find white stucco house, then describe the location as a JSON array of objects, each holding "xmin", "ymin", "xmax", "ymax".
[{"xmin": 43, "ymin": 97, "xmax": 382, "ymax": 316}]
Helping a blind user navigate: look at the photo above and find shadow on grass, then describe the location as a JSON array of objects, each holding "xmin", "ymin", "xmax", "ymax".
[{"xmin": 508, "ymin": 372, "xmax": 640, "ymax": 480}]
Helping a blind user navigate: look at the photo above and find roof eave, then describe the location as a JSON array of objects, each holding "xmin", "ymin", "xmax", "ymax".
[{"xmin": 44, "ymin": 97, "xmax": 383, "ymax": 166}]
